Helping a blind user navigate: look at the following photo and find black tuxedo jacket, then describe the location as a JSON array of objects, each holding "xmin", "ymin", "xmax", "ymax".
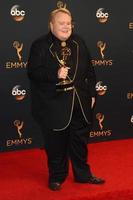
[{"xmin": 27, "ymin": 32, "xmax": 96, "ymax": 131}]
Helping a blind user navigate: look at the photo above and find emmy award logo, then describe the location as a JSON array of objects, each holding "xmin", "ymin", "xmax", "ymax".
[
  {"xmin": 14, "ymin": 120, "xmax": 24, "ymax": 138},
  {"xmin": 97, "ymin": 41, "xmax": 106, "ymax": 59},
  {"xmin": 55, "ymin": 47, "xmax": 72, "ymax": 86},
  {"xmin": 96, "ymin": 113, "xmax": 104, "ymax": 130},
  {"xmin": 13, "ymin": 41, "xmax": 23, "ymax": 62}
]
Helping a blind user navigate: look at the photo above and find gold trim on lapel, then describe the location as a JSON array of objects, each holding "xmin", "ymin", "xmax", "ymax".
[
  {"xmin": 70, "ymin": 40, "xmax": 79, "ymax": 82},
  {"xmin": 49, "ymin": 43, "xmax": 55, "ymax": 57}
]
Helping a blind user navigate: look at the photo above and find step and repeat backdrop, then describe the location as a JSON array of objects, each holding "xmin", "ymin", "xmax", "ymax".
[{"xmin": 0, "ymin": 0, "xmax": 133, "ymax": 151}]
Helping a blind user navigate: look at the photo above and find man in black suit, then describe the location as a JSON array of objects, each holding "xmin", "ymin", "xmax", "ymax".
[{"xmin": 27, "ymin": 7, "xmax": 105, "ymax": 191}]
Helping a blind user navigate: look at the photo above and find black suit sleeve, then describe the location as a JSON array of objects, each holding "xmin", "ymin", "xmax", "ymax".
[
  {"xmin": 87, "ymin": 58, "xmax": 97, "ymax": 97},
  {"xmin": 27, "ymin": 42, "xmax": 58, "ymax": 83},
  {"xmin": 82, "ymin": 39, "xmax": 96, "ymax": 97}
]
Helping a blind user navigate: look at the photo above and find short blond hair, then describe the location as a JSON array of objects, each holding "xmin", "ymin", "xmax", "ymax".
[
  {"xmin": 49, "ymin": 8, "xmax": 72, "ymax": 23},
  {"xmin": 48, "ymin": 8, "xmax": 74, "ymax": 30}
]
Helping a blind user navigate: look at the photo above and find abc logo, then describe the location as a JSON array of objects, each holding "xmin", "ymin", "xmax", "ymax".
[
  {"xmin": 10, "ymin": 5, "xmax": 25, "ymax": 21},
  {"xmin": 12, "ymin": 85, "xmax": 26, "ymax": 101},
  {"xmin": 96, "ymin": 8, "xmax": 109, "ymax": 23},
  {"xmin": 11, "ymin": 9, "xmax": 25, "ymax": 16},
  {"xmin": 96, "ymin": 81, "xmax": 107, "ymax": 96},
  {"xmin": 12, "ymin": 89, "xmax": 26, "ymax": 95}
]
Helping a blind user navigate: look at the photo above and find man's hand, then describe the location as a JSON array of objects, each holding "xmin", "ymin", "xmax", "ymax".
[
  {"xmin": 91, "ymin": 97, "xmax": 96, "ymax": 109},
  {"xmin": 58, "ymin": 66, "xmax": 69, "ymax": 79}
]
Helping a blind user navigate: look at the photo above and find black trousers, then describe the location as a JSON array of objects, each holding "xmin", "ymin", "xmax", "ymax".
[{"xmin": 41, "ymin": 96, "xmax": 92, "ymax": 183}]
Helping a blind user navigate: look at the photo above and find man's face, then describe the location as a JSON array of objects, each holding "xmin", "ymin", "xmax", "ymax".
[{"xmin": 50, "ymin": 12, "xmax": 72, "ymax": 41}]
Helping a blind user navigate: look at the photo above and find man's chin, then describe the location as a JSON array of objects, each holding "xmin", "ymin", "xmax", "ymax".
[{"xmin": 61, "ymin": 34, "xmax": 71, "ymax": 41}]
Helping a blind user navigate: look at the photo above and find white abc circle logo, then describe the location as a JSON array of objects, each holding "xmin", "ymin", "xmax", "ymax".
[
  {"xmin": 96, "ymin": 81, "xmax": 107, "ymax": 91},
  {"xmin": 10, "ymin": 5, "xmax": 25, "ymax": 21},
  {"xmin": 12, "ymin": 85, "xmax": 26, "ymax": 100},
  {"xmin": 96, "ymin": 8, "xmax": 109, "ymax": 23},
  {"xmin": 96, "ymin": 81, "xmax": 107, "ymax": 95}
]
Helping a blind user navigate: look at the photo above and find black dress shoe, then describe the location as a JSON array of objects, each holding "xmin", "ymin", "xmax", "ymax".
[
  {"xmin": 87, "ymin": 176, "xmax": 105, "ymax": 184},
  {"xmin": 48, "ymin": 182, "xmax": 62, "ymax": 191},
  {"xmin": 75, "ymin": 176, "xmax": 105, "ymax": 184}
]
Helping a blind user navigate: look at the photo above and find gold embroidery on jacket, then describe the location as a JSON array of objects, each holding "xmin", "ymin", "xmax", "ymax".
[
  {"xmin": 53, "ymin": 89, "xmax": 75, "ymax": 131},
  {"xmin": 49, "ymin": 39, "xmax": 91, "ymax": 131},
  {"xmin": 74, "ymin": 88, "xmax": 91, "ymax": 125}
]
